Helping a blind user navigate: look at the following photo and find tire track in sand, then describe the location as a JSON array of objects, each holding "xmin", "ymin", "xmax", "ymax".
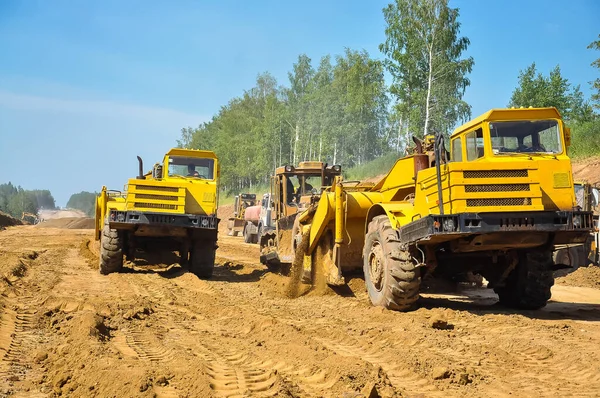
[
  {"xmin": 0, "ymin": 303, "xmax": 39, "ymax": 381},
  {"xmin": 315, "ymin": 333, "xmax": 447, "ymax": 397}
]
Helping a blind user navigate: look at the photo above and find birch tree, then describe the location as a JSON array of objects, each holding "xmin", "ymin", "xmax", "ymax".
[
  {"xmin": 380, "ymin": 0, "xmax": 473, "ymax": 137},
  {"xmin": 589, "ymin": 34, "xmax": 600, "ymax": 111}
]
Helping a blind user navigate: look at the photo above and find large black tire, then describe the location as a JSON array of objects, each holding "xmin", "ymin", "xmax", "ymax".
[
  {"xmin": 189, "ymin": 239, "xmax": 216, "ymax": 279},
  {"xmin": 363, "ymin": 215, "xmax": 420, "ymax": 311},
  {"xmin": 495, "ymin": 249, "xmax": 554, "ymax": 309},
  {"xmin": 243, "ymin": 224, "xmax": 253, "ymax": 244},
  {"xmin": 99, "ymin": 223, "xmax": 123, "ymax": 275}
]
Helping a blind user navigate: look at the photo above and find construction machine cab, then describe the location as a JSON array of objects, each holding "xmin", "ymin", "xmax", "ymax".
[
  {"xmin": 448, "ymin": 109, "xmax": 567, "ymax": 163},
  {"xmin": 272, "ymin": 162, "xmax": 342, "ymax": 220},
  {"xmin": 233, "ymin": 193, "xmax": 257, "ymax": 218}
]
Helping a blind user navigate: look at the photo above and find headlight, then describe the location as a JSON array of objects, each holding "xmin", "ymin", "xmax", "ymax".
[
  {"xmin": 443, "ymin": 218, "xmax": 455, "ymax": 231},
  {"xmin": 201, "ymin": 218, "xmax": 209, "ymax": 227},
  {"xmin": 333, "ymin": 165, "xmax": 341, "ymax": 172},
  {"xmin": 573, "ymin": 215, "xmax": 582, "ymax": 228},
  {"xmin": 285, "ymin": 165, "xmax": 294, "ymax": 172}
]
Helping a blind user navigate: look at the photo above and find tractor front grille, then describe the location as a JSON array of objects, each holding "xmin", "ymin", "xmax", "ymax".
[
  {"xmin": 465, "ymin": 184, "xmax": 530, "ymax": 193},
  {"xmin": 463, "ymin": 170, "xmax": 528, "ymax": 179},
  {"xmin": 135, "ymin": 193, "xmax": 178, "ymax": 201},
  {"xmin": 134, "ymin": 202, "xmax": 178, "ymax": 210},
  {"xmin": 467, "ymin": 198, "xmax": 532, "ymax": 207},
  {"xmin": 135, "ymin": 185, "xmax": 179, "ymax": 193}
]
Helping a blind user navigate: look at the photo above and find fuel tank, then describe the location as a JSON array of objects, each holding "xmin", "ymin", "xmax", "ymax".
[{"xmin": 244, "ymin": 205, "xmax": 261, "ymax": 222}]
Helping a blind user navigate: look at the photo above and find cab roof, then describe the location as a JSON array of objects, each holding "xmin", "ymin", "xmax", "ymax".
[
  {"xmin": 450, "ymin": 107, "xmax": 563, "ymax": 138},
  {"xmin": 166, "ymin": 148, "xmax": 217, "ymax": 159}
]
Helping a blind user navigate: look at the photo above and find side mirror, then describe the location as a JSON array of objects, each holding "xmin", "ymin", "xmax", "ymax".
[{"xmin": 565, "ymin": 127, "xmax": 571, "ymax": 147}]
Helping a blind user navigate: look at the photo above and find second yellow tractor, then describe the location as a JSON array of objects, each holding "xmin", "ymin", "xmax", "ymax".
[{"xmin": 263, "ymin": 107, "xmax": 595, "ymax": 310}]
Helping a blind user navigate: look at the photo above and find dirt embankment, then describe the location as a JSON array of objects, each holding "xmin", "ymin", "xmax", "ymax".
[
  {"xmin": 37, "ymin": 217, "xmax": 95, "ymax": 229},
  {"xmin": 0, "ymin": 211, "xmax": 22, "ymax": 228},
  {"xmin": 572, "ymin": 157, "xmax": 600, "ymax": 185},
  {"xmin": 39, "ymin": 209, "xmax": 88, "ymax": 220},
  {"xmin": 217, "ymin": 204, "xmax": 234, "ymax": 237},
  {"xmin": 556, "ymin": 266, "xmax": 600, "ymax": 289}
]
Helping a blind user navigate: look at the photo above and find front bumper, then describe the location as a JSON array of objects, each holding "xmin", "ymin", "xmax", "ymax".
[
  {"xmin": 109, "ymin": 210, "xmax": 219, "ymax": 230},
  {"xmin": 399, "ymin": 211, "xmax": 594, "ymax": 245}
]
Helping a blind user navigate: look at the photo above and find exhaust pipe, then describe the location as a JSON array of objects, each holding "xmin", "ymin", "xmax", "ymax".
[
  {"xmin": 434, "ymin": 133, "xmax": 444, "ymax": 215},
  {"xmin": 137, "ymin": 156, "xmax": 145, "ymax": 180}
]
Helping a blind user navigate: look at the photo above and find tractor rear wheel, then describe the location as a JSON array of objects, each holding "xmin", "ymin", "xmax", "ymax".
[
  {"xmin": 495, "ymin": 248, "xmax": 554, "ymax": 309},
  {"xmin": 189, "ymin": 239, "xmax": 216, "ymax": 279},
  {"xmin": 99, "ymin": 222, "xmax": 123, "ymax": 275},
  {"xmin": 363, "ymin": 215, "xmax": 420, "ymax": 311}
]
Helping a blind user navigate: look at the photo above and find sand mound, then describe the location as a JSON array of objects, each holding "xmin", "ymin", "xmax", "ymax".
[
  {"xmin": 556, "ymin": 265, "xmax": 600, "ymax": 289},
  {"xmin": 218, "ymin": 204, "xmax": 234, "ymax": 236},
  {"xmin": 572, "ymin": 157, "xmax": 600, "ymax": 185},
  {"xmin": 0, "ymin": 211, "xmax": 22, "ymax": 228},
  {"xmin": 37, "ymin": 217, "xmax": 95, "ymax": 229},
  {"xmin": 39, "ymin": 209, "xmax": 87, "ymax": 220}
]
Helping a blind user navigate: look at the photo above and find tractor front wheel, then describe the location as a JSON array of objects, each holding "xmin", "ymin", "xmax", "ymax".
[
  {"xmin": 99, "ymin": 222, "xmax": 123, "ymax": 275},
  {"xmin": 189, "ymin": 239, "xmax": 216, "ymax": 279},
  {"xmin": 363, "ymin": 215, "xmax": 420, "ymax": 311}
]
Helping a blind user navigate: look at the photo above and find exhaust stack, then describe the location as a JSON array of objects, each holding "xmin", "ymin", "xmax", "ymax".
[{"xmin": 137, "ymin": 156, "xmax": 145, "ymax": 180}]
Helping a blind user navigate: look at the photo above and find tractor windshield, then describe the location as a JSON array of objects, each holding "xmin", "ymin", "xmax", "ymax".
[
  {"xmin": 489, "ymin": 120, "xmax": 561, "ymax": 155},
  {"xmin": 168, "ymin": 156, "xmax": 215, "ymax": 179},
  {"xmin": 288, "ymin": 175, "xmax": 323, "ymax": 197}
]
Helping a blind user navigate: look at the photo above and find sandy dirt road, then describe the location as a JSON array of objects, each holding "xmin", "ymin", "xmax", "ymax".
[{"xmin": 1, "ymin": 226, "xmax": 600, "ymax": 397}]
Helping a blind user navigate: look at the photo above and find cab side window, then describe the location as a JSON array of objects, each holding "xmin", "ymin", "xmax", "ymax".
[
  {"xmin": 452, "ymin": 137, "xmax": 462, "ymax": 161},
  {"xmin": 466, "ymin": 128, "xmax": 484, "ymax": 161}
]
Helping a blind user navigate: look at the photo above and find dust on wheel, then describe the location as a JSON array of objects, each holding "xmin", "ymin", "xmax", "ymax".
[
  {"xmin": 99, "ymin": 222, "xmax": 123, "ymax": 275},
  {"xmin": 189, "ymin": 239, "xmax": 216, "ymax": 279},
  {"xmin": 495, "ymin": 248, "xmax": 554, "ymax": 310},
  {"xmin": 363, "ymin": 215, "xmax": 420, "ymax": 311}
]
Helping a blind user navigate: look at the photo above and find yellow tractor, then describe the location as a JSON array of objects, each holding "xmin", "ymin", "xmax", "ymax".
[
  {"xmin": 259, "ymin": 161, "xmax": 342, "ymax": 268},
  {"xmin": 227, "ymin": 193, "xmax": 257, "ymax": 236},
  {"xmin": 271, "ymin": 107, "xmax": 594, "ymax": 310},
  {"xmin": 95, "ymin": 148, "xmax": 220, "ymax": 278},
  {"xmin": 21, "ymin": 212, "xmax": 39, "ymax": 225}
]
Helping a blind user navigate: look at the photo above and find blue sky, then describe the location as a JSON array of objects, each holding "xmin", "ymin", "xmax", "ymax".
[{"xmin": 0, "ymin": 0, "xmax": 598, "ymax": 207}]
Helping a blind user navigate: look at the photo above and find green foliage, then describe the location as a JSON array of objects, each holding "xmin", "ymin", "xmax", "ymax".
[
  {"xmin": 344, "ymin": 152, "xmax": 399, "ymax": 181},
  {"xmin": 380, "ymin": 0, "xmax": 474, "ymax": 140},
  {"xmin": 218, "ymin": 183, "xmax": 270, "ymax": 206},
  {"xmin": 180, "ymin": 49, "xmax": 390, "ymax": 194},
  {"xmin": 508, "ymin": 63, "xmax": 594, "ymax": 121},
  {"xmin": 0, "ymin": 183, "xmax": 56, "ymax": 218},
  {"xmin": 66, "ymin": 191, "xmax": 98, "ymax": 217},
  {"xmin": 589, "ymin": 34, "xmax": 600, "ymax": 110},
  {"xmin": 568, "ymin": 120, "xmax": 600, "ymax": 158}
]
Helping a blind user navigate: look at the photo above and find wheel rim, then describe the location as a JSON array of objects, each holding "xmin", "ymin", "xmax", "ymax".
[{"xmin": 368, "ymin": 241, "xmax": 384, "ymax": 292}]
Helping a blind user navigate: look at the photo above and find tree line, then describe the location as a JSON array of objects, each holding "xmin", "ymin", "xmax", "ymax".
[
  {"xmin": 179, "ymin": 0, "xmax": 475, "ymax": 193},
  {"xmin": 178, "ymin": 1, "xmax": 599, "ymax": 195},
  {"xmin": 66, "ymin": 191, "xmax": 98, "ymax": 217},
  {"xmin": 508, "ymin": 35, "xmax": 600, "ymax": 157},
  {"xmin": 0, "ymin": 183, "xmax": 56, "ymax": 218}
]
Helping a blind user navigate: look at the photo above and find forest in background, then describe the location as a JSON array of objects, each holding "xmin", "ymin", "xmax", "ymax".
[
  {"xmin": 0, "ymin": 183, "xmax": 56, "ymax": 218},
  {"xmin": 2, "ymin": 1, "xmax": 599, "ymax": 208},
  {"xmin": 179, "ymin": 0, "xmax": 600, "ymax": 195}
]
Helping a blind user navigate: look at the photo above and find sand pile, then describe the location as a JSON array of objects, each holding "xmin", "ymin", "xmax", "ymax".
[
  {"xmin": 37, "ymin": 217, "xmax": 95, "ymax": 229},
  {"xmin": 556, "ymin": 265, "xmax": 600, "ymax": 289},
  {"xmin": 0, "ymin": 211, "xmax": 22, "ymax": 228},
  {"xmin": 218, "ymin": 204, "xmax": 234, "ymax": 236}
]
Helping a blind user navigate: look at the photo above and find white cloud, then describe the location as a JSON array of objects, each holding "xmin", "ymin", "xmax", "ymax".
[
  {"xmin": 0, "ymin": 88, "xmax": 209, "ymax": 207},
  {"xmin": 0, "ymin": 89, "xmax": 206, "ymax": 126}
]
